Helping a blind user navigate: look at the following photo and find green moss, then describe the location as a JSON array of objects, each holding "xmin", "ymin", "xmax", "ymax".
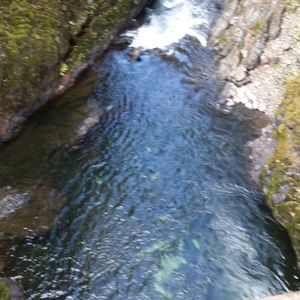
[
  {"xmin": 277, "ymin": 123, "xmax": 286, "ymax": 134},
  {"xmin": 251, "ymin": 18, "xmax": 267, "ymax": 34},
  {"xmin": 0, "ymin": 0, "xmax": 142, "ymax": 100},
  {"xmin": 64, "ymin": 0, "xmax": 141, "ymax": 71},
  {"xmin": 59, "ymin": 63, "xmax": 69, "ymax": 76},
  {"xmin": 284, "ymin": 74, "xmax": 300, "ymax": 150},
  {"xmin": 0, "ymin": 0, "xmax": 76, "ymax": 111},
  {"xmin": 0, "ymin": 0, "xmax": 145, "ymax": 141},
  {"xmin": 0, "ymin": 284, "xmax": 9, "ymax": 300},
  {"xmin": 217, "ymin": 31, "xmax": 233, "ymax": 45},
  {"xmin": 273, "ymin": 63, "xmax": 284, "ymax": 71},
  {"xmin": 261, "ymin": 73, "xmax": 300, "ymax": 259},
  {"xmin": 284, "ymin": 0, "xmax": 300, "ymax": 12}
]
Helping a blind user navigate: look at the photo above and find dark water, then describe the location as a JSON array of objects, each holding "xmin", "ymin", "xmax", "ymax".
[{"xmin": 2, "ymin": 0, "xmax": 300, "ymax": 299}]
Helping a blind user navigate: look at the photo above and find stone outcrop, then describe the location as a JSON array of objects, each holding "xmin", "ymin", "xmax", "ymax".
[
  {"xmin": 209, "ymin": 0, "xmax": 300, "ymax": 262},
  {"xmin": 0, "ymin": 0, "xmax": 148, "ymax": 144},
  {"xmin": 0, "ymin": 278, "xmax": 24, "ymax": 300},
  {"xmin": 261, "ymin": 74, "xmax": 300, "ymax": 260}
]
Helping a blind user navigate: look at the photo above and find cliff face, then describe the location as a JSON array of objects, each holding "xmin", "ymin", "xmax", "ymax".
[
  {"xmin": 209, "ymin": 0, "xmax": 300, "ymax": 261},
  {"xmin": 0, "ymin": 0, "xmax": 147, "ymax": 144},
  {"xmin": 262, "ymin": 74, "xmax": 300, "ymax": 259}
]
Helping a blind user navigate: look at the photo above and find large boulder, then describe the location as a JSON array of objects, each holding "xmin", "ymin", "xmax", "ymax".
[
  {"xmin": 0, "ymin": 0, "xmax": 147, "ymax": 144},
  {"xmin": 0, "ymin": 185, "xmax": 66, "ymax": 244}
]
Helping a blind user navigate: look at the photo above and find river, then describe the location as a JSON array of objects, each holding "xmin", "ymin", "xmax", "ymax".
[{"xmin": 1, "ymin": 0, "xmax": 300, "ymax": 299}]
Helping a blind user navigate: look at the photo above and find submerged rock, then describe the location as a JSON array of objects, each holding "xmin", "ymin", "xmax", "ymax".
[
  {"xmin": 0, "ymin": 278, "xmax": 24, "ymax": 300},
  {"xmin": 0, "ymin": 184, "xmax": 65, "ymax": 278},
  {"xmin": 128, "ymin": 47, "xmax": 142, "ymax": 60},
  {"xmin": 0, "ymin": 185, "xmax": 65, "ymax": 243}
]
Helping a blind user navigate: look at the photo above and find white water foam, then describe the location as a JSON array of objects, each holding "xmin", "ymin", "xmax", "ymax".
[{"xmin": 126, "ymin": 0, "xmax": 209, "ymax": 49}]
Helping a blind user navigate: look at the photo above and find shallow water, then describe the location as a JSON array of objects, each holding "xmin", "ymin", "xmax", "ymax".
[{"xmin": 2, "ymin": 0, "xmax": 300, "ymax": 299}]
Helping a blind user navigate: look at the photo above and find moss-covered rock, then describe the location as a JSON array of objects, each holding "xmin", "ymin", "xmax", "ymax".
[
  {"xmin": 0, "ymin": 278, "xmax": 23, "ymax": 300},
  {"xmin": 0, "ymin": 0, "xmax": 147, "ymax": 143},
  {"xmin": 261, "ymin": 74, "xmax": 300, "ymax": 260},
  {"xmin": 0, "ymin": 283, "xmax": 8, "ymax": 300}
]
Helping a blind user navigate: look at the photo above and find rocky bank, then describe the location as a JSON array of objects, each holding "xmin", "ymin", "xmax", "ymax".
[
  {"xmin": 208, "ymin": 0, "xmax": 300, "ymax": 269},
  {"xmin": 0, "ymin": 0, "xmax": 148, "ymax": 145}
]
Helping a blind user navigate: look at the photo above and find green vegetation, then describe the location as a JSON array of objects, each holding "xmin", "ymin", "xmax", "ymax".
[
  {"xmin": 59, "ymin": 63, "xmax": 69, "ymax": 76},
  {"xmin": 261, "ymin": 74, "xmax": 300, "ymax": 259},
  {"xmin": 273, "ymin": 63, "xmax": 285, "ymax": 71},
  {"xmin": 0, "ymin": 284, "xmax": 9, "ymax": 300},
  {"xmin": 0, "ymin": 0, "xmax": 90, "ymax": 128},
  {"xmin": 0, "ymin": 0, "xmax": 144, "ymax": 141},
  {"xmin": 64, "ymin": 0, "xmax": 142, "ymax": 71},
  {"xmin": 217, "ymin": 31, "xmax": 232, "ymax": 45},
  {"xmin": 284, "ymin": 74, "xmax": 300, "ymax": 149},
  {"xmin": 284, "ymin": 0, "xmax": 300, "ymax": 12},
  {"xmin": 251, "ymin": 18, "xmax": 267, "ymax": 34}
]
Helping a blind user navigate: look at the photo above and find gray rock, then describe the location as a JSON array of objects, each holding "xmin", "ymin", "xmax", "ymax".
[
  {"xmin": 245, "ymin": 33, "xmax": 268, "ymax": 70},
  {"xmin": 221, "ymin": 82, "xmax": 238, "ymax": 99},
  {"xmin": 0, "ymin": 278, "xmax": 24, "ymax": 300},
  {"xmin": 229, "ymin": 16, "xmax": 239, "ymax": 26},
  {"xmin": 75, "ymin": 98, "xmax": 102, "ymax": 140},
  {"xmin": 278, "ymin": 184, "xmax": 291, "ymax": 194},
  {"xmin": 128, "ymin": 47, "xmax": 142, "ymax": 61},
  {"xmin": 217, "ymin": 46, "xmax": 242, "ymax": 80},
  {"xmin": 260, "ymin": 53, "xmax": 270, "ymax": 65},
  {"xmin": 269, "ymin": 56, "xmax": 280, "ymax": 65},
  {"xmin": 230, "ymin": 65, "xmax": 247, "ymax": 82},
  {"xmin": 247, "ymin": 125, "xmax": 276, "ymax": 183},
  {"xmin": 272, "ymin": 192, "xmax": 286, "ymax": 204},
  {"xmin": 229, "ymin": 65, "xmax": 250, "ymax": 86},
  {"xmin": 268, "ymin": 1, "xmax": 285, "ymax": 40},
  {"xmin": 208, "ymin": 0, "xmax": 240, "ymax": 46},
  {"xmin": 281, "ymin": 42, "xmax": 291, "ymax": 51},
  {"xmin": 0, "ymin": 191, "xmax": 30, "ymax": 219},
  {"xmin": 245, "ymin": 88, "xmax": 258, "ymax": 102}
]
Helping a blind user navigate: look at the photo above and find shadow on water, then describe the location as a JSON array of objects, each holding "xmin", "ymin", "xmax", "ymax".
[{"xmin": 1, "ymin": 0, "xmax": 300, "ymax": 299}]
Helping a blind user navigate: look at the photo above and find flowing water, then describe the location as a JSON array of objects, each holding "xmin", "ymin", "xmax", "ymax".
[{"xmin": 2, "ymin": 0, "xmax": 300, "ymax": 299}]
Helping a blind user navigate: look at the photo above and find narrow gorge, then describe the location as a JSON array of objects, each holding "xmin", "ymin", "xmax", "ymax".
[{"xmin": 0, "ymin": 0, "xmax": 299, "ymax": 299}]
